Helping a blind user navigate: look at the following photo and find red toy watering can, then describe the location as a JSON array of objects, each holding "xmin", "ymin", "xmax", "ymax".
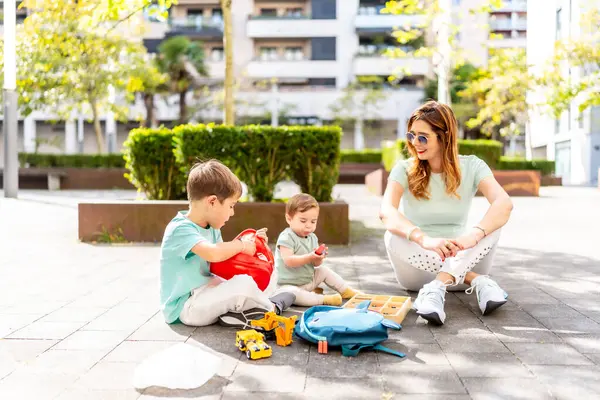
[{"xmin": 209, "ymin": 229, "xmax": 274, "ymax": 291}]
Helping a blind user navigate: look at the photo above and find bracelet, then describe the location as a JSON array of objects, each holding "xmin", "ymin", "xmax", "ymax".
[
  {"xmin": 406, "ymin": 226, "xmax": 420, "ymax": 241},
  {"xmin": 473, "ymin": 226, "xmax": 487, "ymax": 237}
]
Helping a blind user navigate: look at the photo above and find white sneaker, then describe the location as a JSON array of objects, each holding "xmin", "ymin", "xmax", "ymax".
[
  {"xmin": 467, "ymin": 276, "xmax": 508, "ymax": 316},
  {"xmin": 412, "ymin": 280, "xmax": 447, "ymax": 325}
]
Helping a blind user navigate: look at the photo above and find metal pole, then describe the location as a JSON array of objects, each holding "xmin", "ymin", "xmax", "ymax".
[
  {"xmin": 270, "ymin": 82, "xmax": 279, "ymax": 127},
  {"xmin": 106, "ymin": 85, "xmax": 117, "ymax": 153},
  {"xmin": 3, "ymin": 0, "xmax": 18, "ymax": 198}
]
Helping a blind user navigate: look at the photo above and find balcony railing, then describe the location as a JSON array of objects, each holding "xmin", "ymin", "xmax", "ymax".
[
  {"xmin": 491, "ymin": 0, "xmax": 527, "ymax": 12},
  {"xmin": 168, "ymin": 16, "xmax": 224, "ymax": 33},
  {"xmin": 249, "ymin": 13, "xmax": 310, "ymax": 20},
  {"xmin": 357, "ymin": 44, "xmax": 416, "ymax": 56},
  {"xmin": 357, "ymin": 5, "xmax": 386, "ymax": 15}
]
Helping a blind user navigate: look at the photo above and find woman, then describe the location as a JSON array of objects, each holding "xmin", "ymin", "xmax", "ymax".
[{"xmin": 380, "ymin": 101, "xmax": 513, "ymax": 325}]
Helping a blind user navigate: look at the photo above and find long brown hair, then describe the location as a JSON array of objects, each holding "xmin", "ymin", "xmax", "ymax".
[{"xmin": 406, "ymin": 101, "xmax": 461, "ymax": 200}]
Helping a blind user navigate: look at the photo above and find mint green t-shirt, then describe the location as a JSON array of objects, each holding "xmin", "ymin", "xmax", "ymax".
[
  {"xmin": 159, "ymin": 211, "xmax": 222, "ymax": 323},
  {"xmin": 389, "ymin": 155, "xmax": 493, "ymax": 238},
  {"xmin": 275, "ymin": 227, "xmax": 318, "ymax": 286}
]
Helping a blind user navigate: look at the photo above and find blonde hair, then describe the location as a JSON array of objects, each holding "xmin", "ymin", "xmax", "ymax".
[
  {"xmin": 286, "ymin": 193, "xmax": 319, "ymax": 217},
  {"xmin": 187, "ymin": 159, "xmax": 242, "ymax": 202},
  {"xmin": 406, "ymin": 101, "xmax": 461, "ymax": 200}
]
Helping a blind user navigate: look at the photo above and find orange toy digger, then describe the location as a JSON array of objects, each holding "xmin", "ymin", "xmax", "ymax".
[{"xmin": 250, "ymin": 312, "xmax": 298, "ymax": 347}]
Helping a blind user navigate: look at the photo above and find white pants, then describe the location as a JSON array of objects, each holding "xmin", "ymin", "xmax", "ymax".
[
  {"xmin": 179, "ymin": 274, "xmax": 276, "ymax": 327},
  {"xmin": 384, "ymin": 229, "xmax": 501, "ymax": 292},
  {"xmin": 276, "ymin": 266, "xmax": 348, "ymax": 306}
]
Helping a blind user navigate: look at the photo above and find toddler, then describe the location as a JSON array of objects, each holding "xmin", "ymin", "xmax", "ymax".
[{"xmin": 274, "ymin": 193, "xmax": 360, "ymax": 306}]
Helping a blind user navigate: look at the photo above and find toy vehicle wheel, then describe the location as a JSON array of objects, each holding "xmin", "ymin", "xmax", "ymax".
[
  {"xmin": 246, "ymin": 350, "xmax": 252, "ymax": 359},
  {"xmin": 238, "ymin": 341, "xmax": 245, "ymax": 350}
]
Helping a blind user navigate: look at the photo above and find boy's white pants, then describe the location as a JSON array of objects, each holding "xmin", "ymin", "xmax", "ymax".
[
  {"xmin": 179, "ymin": 272, "xmax": 278, "ymax": 327},
  {"xmin": 384, "ymin": 229, "xmax": 501, "ymax": 291},
  {"xmin": 275, "ymin": 266, "xmax": 348, "ymax": 306}
]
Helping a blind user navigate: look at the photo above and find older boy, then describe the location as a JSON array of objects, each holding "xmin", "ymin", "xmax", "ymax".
[{"xmin": 160, "ymin": 159, "xmax": 294, "ymax": 327}]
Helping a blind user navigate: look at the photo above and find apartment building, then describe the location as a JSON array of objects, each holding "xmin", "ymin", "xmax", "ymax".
[{"xmin": 526, "ymin": 0, "xmax": 600, "ymax": 186}]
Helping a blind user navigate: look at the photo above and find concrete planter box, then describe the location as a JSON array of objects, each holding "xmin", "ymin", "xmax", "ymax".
[
  {"xmin": 338, "ymin": 162, "xmax": 382, "ymax": 184},
  {"xmin": 78, "ymin": 200, "xmax": 349, "ymax": 244},
  {"xmin": 365, "ymin": 168, "xmax": 541, "ymax": 197},
  {"xmin": 1, "ymin": 168, "xmax": 134, "ymax": 190}
]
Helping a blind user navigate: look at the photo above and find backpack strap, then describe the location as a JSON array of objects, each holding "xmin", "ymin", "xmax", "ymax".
[{"xmin": 341, "ymin": 343, "xmax": 406, "ymax": 358}]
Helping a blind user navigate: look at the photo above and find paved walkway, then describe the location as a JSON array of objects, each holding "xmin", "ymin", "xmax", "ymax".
[{"xmin": 1, "ymin": 185, "xmax": 599, "ymax": 399}]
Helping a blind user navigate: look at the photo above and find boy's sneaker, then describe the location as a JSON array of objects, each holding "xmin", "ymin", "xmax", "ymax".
[
  {"xmin": 412, "ymin": 280, "xmax": 448, "ymax": 325},
  {"xmin": 218, "ymin": 308, "xmax": 268, "ymax": 329},
  {"xmin": 269, "ymin": 292, "xmax": 296, "ymax": 315},
  {"xmin": 466, "ymin": 276, "xmax": 508, "ymax": 316}
]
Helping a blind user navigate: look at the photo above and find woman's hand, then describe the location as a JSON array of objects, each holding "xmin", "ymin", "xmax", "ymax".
[
  {"xmin": 451, "ymin": 229, "xmax": 484, "ymax": 251},
  {"xmin": 418, "ymin": 236, "xmax": 462, "ymax": 261}
]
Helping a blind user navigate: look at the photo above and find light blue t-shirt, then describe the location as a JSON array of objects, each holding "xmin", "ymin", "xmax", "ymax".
[
  {"xmin": 389, "ymin": 155, "xmax": 493, "ymax": 238},
  {"xmin": 159, "ymin": 211, "xmax": 222, "ymax": 323},
  {"xmin": 275, "ymin": 227, "xmax": 319, "ymax": 286}
]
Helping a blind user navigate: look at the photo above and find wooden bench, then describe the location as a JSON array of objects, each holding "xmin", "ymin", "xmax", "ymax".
[{"xmin": 0, "ymin": 168, "xmax": 68, "ymax": 190}]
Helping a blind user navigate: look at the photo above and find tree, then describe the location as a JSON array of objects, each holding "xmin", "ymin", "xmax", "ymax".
[
  {"xmin": 1, "ymin": 0, "xmax": 166, "ymax": 152},
  {"xmin": 537, "ymin": 4, "xmax": 600, "ymax": 118},
  {"xmin": 155, "ymin": 36, "xmax": 207, "ymax": 124},
  {"xmin": 382, "ymin": 0, "xmax": 503, "ymax": 103},
  {"xmin": 221, "ymin": 0, "xmax": 235, "ymax": 125},
  {"xmin": 329, "ymin": 77, "xmax": 388, "ymax": 149},
  {"xmin": 459, "ymin": 48, "xmax": 529, "ymax": 141}
]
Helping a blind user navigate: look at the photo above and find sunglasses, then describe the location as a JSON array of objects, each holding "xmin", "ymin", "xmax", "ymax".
[{"xmin": 406, "ymin": 132, "xmax": 429, "ymax": 145}]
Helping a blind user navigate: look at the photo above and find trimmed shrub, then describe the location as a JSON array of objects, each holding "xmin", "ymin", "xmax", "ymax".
[
  {"xmin": 18, "ymin": 153, "xmax": 125, "ymax": 168},
  {"xmin": 340, "ymin": 149, "xmax": 382, "ymax": 164},
  {"xmin": 497, "ymin": 157, "xmax": 555, "ymax": 176},
  {"xmin": 289, "ymin": 126, "xmax": 342, "ymax": 202},
  {"xmin": 173, "ymin": 124, "xmax": 341, "ymax": 202},
  {"xmin": 123, "ymin": 128, "xmax": 186, "ymax": 200}
]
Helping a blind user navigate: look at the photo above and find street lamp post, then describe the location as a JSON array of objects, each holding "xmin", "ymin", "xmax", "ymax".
[{"xmin": 3, "ymin": 0, "xmax": 18, "ymax": 198}]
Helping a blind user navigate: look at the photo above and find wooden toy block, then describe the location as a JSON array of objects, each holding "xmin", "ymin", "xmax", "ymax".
[{"xmin": 342, "ymin": 293, "xmax": 412, "ymax": 324}]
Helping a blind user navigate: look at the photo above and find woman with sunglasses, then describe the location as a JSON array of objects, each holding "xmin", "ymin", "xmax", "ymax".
[{"xmin": 379, "ymin": 101, "xmax": 514, "ymax": 325}]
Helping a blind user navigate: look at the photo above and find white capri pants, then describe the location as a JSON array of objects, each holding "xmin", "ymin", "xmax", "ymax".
[{"xmin": 384, "ymin": 229, "xmax": 501, "ymax": 291}]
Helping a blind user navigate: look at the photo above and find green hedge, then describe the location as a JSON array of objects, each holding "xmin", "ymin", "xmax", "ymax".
[
  {"xmin": 340, "ymin": 149, "xmax": 382, "ymax": 164},
  {"xmin": 497, "ymin": 157, "xmax": 555, "ymax": 176},
  {"xmin": 124, "ymin": 127, "xmax": 187, "ymax": 200},
  {"xmin": 18, "ymin": 153, "xmax": 125, "ymax": 168},
  {"xmin": 386, "ymin": 139, "xmax": 503, "ymax": 171},
  {"xmin": 126, "ymin": 124, "xmax": 342, "ymax": 202}
]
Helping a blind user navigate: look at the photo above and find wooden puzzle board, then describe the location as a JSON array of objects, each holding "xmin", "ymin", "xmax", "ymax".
[{"xmin": 343, "ymin": 294, "xmax": 412, "ymax": 324}]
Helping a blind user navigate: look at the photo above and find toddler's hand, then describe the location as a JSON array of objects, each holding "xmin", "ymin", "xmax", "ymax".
[
  {"xmin": 309, "ymin": 250, "xmax": 326, "ymax": 265},
  {"xmin": 240, "ymin": 239, "xmax": 256, "ymax": 255}
]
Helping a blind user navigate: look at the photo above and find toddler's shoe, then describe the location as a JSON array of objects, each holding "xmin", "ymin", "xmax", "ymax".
[
  {"xmin": 323, "ymin": 294, "xmax": 342, "ymax": 306},
  {"xmin": 340, "ymin": 287, "xmax": 361, "ymax": 299}
]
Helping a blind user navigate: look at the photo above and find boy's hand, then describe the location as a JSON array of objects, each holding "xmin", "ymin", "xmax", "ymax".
[
  {"xmin": 239, "ymin": 238, "xmax": 256, "ymax": 256},
  {"xmin": 256, "ymin": 228, "xmax": 268, "ymax": 243}
]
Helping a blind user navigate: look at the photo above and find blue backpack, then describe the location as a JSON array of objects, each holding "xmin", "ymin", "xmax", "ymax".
[{"xmin": 294, "ymin": 300, "xmax": 406, "ymax": 358}]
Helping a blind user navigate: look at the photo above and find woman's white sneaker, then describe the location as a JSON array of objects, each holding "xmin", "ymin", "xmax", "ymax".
[
  {"xmin": 467, "ymin": 276, "xmax": 508, "ymax": 315},
  {"xmin": 412, "ymin": 280, "xmax": 447, "ymax": 325}
]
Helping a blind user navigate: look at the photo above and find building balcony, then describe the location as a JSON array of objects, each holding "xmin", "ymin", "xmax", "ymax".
[
  {"xmin": 167, "ymin": 16, "xmax": 223, "ymax": 39},
  {"xmin": 491, "ymin": 0, "xmax": 527, "ymax": 12},
  {"xmin": 246, "ymin": 59, "xmax": 338, "ymax": 79},
  {"xmin": 355, "ymin": 5, "xmax": 424, "ymax": 30},
  {"xmin": 490, "ymin": 19, "xmax": 527, "ymax": 31},
  {"xmin": 247, "ymin": 16, "xmax": 337, "ymax": 38},
  {"xmin": 487, "ymin": 37, "xmax": 527, "ymax": 48},
  {"xmin": 353, "ymin": 54, "xmax": 429, "ymax": 77}
]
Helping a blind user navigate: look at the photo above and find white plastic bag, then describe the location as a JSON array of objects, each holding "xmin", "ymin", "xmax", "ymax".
[{"xmin": 132, "ymin": 343, "xmax": 222, "ymax": 390}]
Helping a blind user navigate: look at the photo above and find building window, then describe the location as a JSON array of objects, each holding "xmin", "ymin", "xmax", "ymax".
[
  {"xmin": 308, "ymin": 78, "xmax": 336, "ymax": 87},
  {"xmin": 210, "ymin": 47, "xmax": 224, "ymax": 61},
  {"xmin": 260, "ymin": 8, "xmax": 277, "ymax": 17},
  {"xmin": 284, "ymin": 47, "xmax": 304, "ymax": 61},
  {"xmin": 187, "ymin": 9, "xmax": 204, "ymax": 17},
  {"xmin": 259, "ymin": 47, "xmax": 278, "ymax": 61},
  {"xmin": 285, "ymin": 8, "xmax": 304, "ymax": 17}
]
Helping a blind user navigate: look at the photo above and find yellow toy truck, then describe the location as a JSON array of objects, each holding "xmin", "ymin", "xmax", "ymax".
[
  {"xmin": 250, "ymin": 312, "xmax": 298, "ymax": 347},
  {"xmin": 236, "ymin": 329, "xmax": 272, "ymax": 360}
]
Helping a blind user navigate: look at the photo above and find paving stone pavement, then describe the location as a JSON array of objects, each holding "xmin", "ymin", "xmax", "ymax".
[{"xmin": 1, "ymin": 184, "xmax": 600, "ymax": 399}]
